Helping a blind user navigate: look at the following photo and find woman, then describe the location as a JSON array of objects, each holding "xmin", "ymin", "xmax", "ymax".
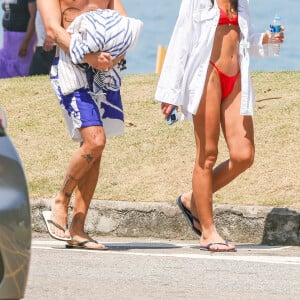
[
  {"xmin": 155, "ymin": 0, "xmax": 284, "ymax": 251},
  {"xmin": 0, "ymin": 0, "xmax": 36, "ymax": 78}
]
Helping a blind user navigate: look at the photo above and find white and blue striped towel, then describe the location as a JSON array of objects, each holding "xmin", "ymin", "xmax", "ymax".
[{"xmin": 58, "ymin": 9, "xmax": 143, "ymax": 95}]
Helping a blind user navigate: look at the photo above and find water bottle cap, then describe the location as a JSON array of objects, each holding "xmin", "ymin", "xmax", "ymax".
[{"xmin": 274, "ymin": 15, "xmax": 281, "ymax": 21}]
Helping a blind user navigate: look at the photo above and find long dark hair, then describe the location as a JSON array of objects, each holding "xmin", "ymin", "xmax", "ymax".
[{"xmin": 210, "ymin": 0, "xmax": 238, "ymax": 12}]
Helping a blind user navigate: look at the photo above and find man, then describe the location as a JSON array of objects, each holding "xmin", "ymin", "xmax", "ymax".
[{"xmin": 39, "ymin": 0, "xmax": 127, "ymax": 250}]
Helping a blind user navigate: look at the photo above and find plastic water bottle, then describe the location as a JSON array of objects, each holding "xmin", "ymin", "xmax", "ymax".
[{"xmin": 269, "ymin": 15, "xmax": 281, "ymax": 56}]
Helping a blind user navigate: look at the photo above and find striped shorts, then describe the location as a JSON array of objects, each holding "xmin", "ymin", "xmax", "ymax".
[{"xmin": 50, "ymin": 57, "xmax": 124, "ymax": 142}]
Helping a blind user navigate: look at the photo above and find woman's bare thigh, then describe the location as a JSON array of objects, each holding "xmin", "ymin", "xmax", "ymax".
[
  {"xmin": 220, "ymin": 76, "xmax": 254, "ymax": 154},
  {"xmin": 193, "ymin": 69, "xmax": 222, "ymax": 162}
]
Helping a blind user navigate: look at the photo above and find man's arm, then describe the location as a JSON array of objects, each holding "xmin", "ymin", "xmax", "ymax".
[
  {"xmin": 37, "ymin": 0, "xmax": 117, "ymax": 70},
  {"xmin": 108, "ymin": 0, "xmax": 127, "ymax": 66},
  {"xmin": 37, "ymin": 0, "xmax": 70, "ymax": 53},
  {"xmin": 110, "ymin": 0, "xmax": 127, "ymax": 16}
]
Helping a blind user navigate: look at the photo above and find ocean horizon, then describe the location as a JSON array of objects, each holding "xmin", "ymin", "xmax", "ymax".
[
  {"xmin": 1, "ymin": 0, "xmax": 299, "ymax": 74},
  {"xmin": 123, "ymin": 0, "xmax": 300, "ymax": 74}
]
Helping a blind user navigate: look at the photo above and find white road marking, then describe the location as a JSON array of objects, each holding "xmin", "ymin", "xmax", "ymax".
[{"xmin": 31, "ymin": 240, "xmax": 300, "ymax": 265}]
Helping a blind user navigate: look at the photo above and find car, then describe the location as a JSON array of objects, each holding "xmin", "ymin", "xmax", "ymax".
[{"xmin": 0, "ymin": 106, "xmax": 31, "ymax": 300}]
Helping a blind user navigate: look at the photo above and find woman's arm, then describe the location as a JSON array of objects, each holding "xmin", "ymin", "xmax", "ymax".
[{"xmin": 18, "ymin": 1, "xmax": 36, "ymax": 57}]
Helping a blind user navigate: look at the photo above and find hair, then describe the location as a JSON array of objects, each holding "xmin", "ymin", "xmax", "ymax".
[{"xmin": 210, "ymin": 0, "xmax": 238, "ymax": 12}]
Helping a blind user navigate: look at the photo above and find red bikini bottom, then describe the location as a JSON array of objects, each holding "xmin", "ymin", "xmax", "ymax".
[{"xmin": 209, "ymin": 60, "xmax": 240, "ymax": 100}]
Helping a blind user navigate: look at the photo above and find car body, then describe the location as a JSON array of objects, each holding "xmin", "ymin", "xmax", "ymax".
[{"xmin": 0, "ymin": 107, "xmax": 31, "ymax": 299}]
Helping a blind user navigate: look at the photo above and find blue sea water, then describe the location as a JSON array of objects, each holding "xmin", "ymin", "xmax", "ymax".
[
  {"xmin": 123, "ymin": 0, "xmax": 300, "ymax": 74},
  {"xmin": 1, "ymin": 0, "xmax": 299, "ymax": 74}
]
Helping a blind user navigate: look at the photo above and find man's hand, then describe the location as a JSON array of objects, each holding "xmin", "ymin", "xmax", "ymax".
[
  {"xmin": 83, "ymin": 52, "xmax": 113, "ymax": 70},
  {"xmin": 43, "ymin": 35, "xmax": 55, "ymax": 51},
  {"xmin": 112, "ymin": 54, "xmax": 126, "ymax": 66}
]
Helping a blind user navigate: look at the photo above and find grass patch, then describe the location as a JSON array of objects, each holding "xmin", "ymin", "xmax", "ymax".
[{"xmin": 1, "ymin": 72, "xmax": 299, "ymax": 208}]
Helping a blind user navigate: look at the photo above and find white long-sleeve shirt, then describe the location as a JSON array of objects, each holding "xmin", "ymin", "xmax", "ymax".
[{"xmin": 155, "ymin": 0, "xmax": 271, "ymax": 119}]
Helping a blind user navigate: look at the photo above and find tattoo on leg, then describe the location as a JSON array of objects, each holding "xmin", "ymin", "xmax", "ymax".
[
  {"xmin": 61, "ymin": 175, "xmax": 79, "ymax": 199},
  {"xmin": 64, "ymin": 192, "xmax": 72, "ymax": 199},
  {"xmin": 82, "ymin": 154, "xmax": 93, "ymax": 164}
]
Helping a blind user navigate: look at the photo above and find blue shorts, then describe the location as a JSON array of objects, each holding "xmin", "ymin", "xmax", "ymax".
[{"xmin": 50, "ymin": 57, "xmax": 124, "ymax": 142}]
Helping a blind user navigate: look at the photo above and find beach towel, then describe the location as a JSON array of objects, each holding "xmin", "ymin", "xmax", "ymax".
[{"xmin": 57, "ymin": 9, "xmax": 143, "ymax": 95}]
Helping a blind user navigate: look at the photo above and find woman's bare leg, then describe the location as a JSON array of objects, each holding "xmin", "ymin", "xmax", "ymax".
[
  {"xmin": 189, "ymin": 69, "xmax": 235, "ymax": 250},
  {"xmin": 182, "ymin": 76, "xmax": 254, "ymax": 248}
]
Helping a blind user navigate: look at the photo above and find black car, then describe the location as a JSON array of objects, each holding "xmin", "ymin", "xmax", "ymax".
[{"xmin": 0, "ymin": 107, "xmax": 31, "ymax": 299}]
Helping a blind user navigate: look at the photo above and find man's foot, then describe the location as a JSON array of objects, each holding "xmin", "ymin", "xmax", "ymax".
[
  {"xmin": 51, "ymin": 197, "xmax": 71, "ymax": 238},
  {"xmin": 42, "ymin": 211, "xmax": 71, "ymax": 241},
  {"xmin": 42, "ymin": 196, "xmax": 71, "ymax": 241},
  {"xmin": 66, "ymin": 239, "xmax": 109, "ymax": 250}
]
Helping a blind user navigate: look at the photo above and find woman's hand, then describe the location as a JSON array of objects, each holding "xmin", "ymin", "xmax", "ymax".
[
  {"xmin": 263, "ymin": 26, "xmax": 285, "ymax": 45},
  {"xmin": 161, "ymin": 102, "xmax": 176, "ymax": 119}
]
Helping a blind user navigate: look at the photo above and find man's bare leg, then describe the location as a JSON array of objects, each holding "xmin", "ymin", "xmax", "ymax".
[
  {"xmin": 50, "ymin": 126, "xmax": 106, "ymax": 240},
  {"xmin": 68, "ymin": 156, "xmax": 107, "ymax": 249}
]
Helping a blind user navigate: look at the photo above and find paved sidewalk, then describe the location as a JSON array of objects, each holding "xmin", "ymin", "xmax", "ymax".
[{"xmin": 31, "ymin": 199, "xmax": 300, "ymax": 245}]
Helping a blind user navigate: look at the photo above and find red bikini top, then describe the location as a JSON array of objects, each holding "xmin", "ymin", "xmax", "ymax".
[{"xmin": 218, "ymin": 8, "xmax": 238, "ymax": 26}]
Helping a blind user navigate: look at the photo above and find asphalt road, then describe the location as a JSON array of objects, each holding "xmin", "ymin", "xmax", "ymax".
[{"xmin": 25, "ymin": 236, "xmax": 300, "ymax": 300}]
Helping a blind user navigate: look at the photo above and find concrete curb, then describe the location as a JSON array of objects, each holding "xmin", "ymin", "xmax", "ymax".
[{"xmin": 31, "ymin": 199, "xmax": 300, "ymax": 245}]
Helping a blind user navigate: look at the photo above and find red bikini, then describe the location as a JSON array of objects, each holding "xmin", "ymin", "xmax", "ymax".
[
  {"xmin": 218, "ymin": 7, "xmax": 239, "ymax": 26},
  {"xmin": 210, "ymin": 8, "xmax": 240, "ymax": 100}
]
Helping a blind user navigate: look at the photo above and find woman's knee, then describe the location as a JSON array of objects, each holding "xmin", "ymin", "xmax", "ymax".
[
  {"xmin": 197, "ymin": 149, "xmax": 218, "ymax": 170},
  {"xmin": 231, "ymin": 145, "xmax": 255, "ymax": 170}
]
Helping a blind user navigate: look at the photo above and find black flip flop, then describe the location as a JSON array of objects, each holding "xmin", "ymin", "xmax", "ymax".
[
  {"xmin": 65, "ymin": 240, "xmax": 109, "ymax": 251},
  {"xmin": 177, "ymin": 196, "xmax": 202, "ymax": 237},
  {"xmin": 200, "ymin": 241, "xmax": 237, "ymax": 252}
]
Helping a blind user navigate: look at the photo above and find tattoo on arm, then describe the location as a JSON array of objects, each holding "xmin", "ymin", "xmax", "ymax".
[{"xmin": 82, "ymin": 154, "xmax": 93, "ymax": 164}]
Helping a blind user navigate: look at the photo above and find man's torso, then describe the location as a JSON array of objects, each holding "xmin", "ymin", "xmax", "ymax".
[
  {"xmin": 60, "ymin": 0, "xmax": 113, "ymax": 28},
  {"xmin": 60, "ymin": 0, "xmax": 112, "ymax": 13}
]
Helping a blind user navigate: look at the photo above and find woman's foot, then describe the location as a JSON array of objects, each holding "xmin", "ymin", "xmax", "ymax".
[
  {"xmin": 180, "ymin": 192, "xmax": 202, "ymax": 234},
  {"xmin": 181, "ymin": 192, "xmax": 236, "ymax": 252},
  {"xmin": 199, "ymin": 241, "xmax": 236, "ymax": 252},
  {"xmin": 200, "ymin": 230, "xmax": 236, "ymax": 252}
]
